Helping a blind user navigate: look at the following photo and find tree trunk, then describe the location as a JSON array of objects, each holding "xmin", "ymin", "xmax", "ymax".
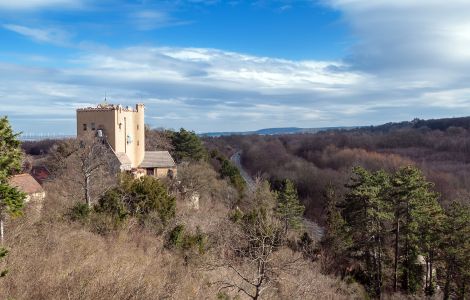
[
  {"xmin": 0, "ymin": 218, "xmax": 4, "ymax": 245},
  {"xmin": 429, "ymin": 251, "xmax": 433, "ymax": 293},
  {"xmin": 425, "ymin": 259, "xmax": 429, "ymax": 291},
  {"xmin": 394, "ymin": 217, "xmax": 399, "ymax": 292},
  {"xmin": 85, "ymin": 174, "xmax": 91, "ymax": 207},
  {"xmin": 377, "ymin": 235, "xmax": 383, "ymax": 298},
  {"xmin": 443, "ymin": 262, "xmax": 451, "ymax": 300}
]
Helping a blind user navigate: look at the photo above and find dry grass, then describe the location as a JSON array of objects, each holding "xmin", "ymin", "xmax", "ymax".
[{"xmin": 0, "ymin": 174, "xmax": 362, "ymax": 299}]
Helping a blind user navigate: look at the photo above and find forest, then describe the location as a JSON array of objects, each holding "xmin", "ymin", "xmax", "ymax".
[
  {"xmin": 205, "ymin": 116, "xmax": 470, "ymax": 298},
  {"xmin": 0, "ymin": 116, "xmax": 469, "ymax": 299}
]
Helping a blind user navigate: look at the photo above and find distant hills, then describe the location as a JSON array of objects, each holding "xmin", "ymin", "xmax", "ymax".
[
  {"xmin": 200, "ymin": 126, "xmax": 357, "ymax": 137},
  {"xmin": 201, "ymin": 116, "xmax": 470, "ymax": 137}
]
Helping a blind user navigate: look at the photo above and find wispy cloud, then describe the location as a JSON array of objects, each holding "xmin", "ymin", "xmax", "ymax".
[
  {"xmin": 131, "ymin": 10, "xmax": 191, "ymax": 31},
  {"xmin": 3, "ymin": 24, "xmax": 71, "ymax": 45},
  {"xmin": 0, "ymin": 0, "xmax": 85, "ymax": 10},
  {"xmin": 4, "ymin": 1, "xmax": 470, "ymax": 133}
]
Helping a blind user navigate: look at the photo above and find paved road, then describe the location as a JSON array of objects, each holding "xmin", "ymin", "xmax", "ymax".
[
  {"xmin": 230, "ymin": 150, "xmax": 324, "ymax": 239},
  {"xmin": 230, "ymin": 151, "xmax": 255, "ymax": 190}
]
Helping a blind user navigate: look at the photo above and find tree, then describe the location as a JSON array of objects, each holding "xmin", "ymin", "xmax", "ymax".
[
  {"xmin": 414, "ymin": 188, "xmax": 443, "ymax": 296},
  {"xmin": 440, "ymin": 202, "xmax": 470, "ymax": 300},
  {"xmin": 342, "ymin": 167, "xmax": 392, "ymax": 298},
  {"xmin": 389, "ymin": 166, "xmax": 438, "ymax": 293},
  {"xmin": 218, "ymin": 209, "xmax": 284, "ymax": 300},
  {"xmin": 216, "ymin": 182, "xmax": 285, "ymax": 300},
  {"xmin": 171, "ymin": 128, "xmax": 206, "ymax": 162},
  {"xmin": 0, "ymin": 117, "xmax": 25, "ymax": 244},
  {"xmin": 96, "ymin": 174, "xmax": 176, "ymax": 226},
  {"xmin": 320, "ymin": 184, "xmax": 352, "ymax": 276},
  {"xmin": 50, "ymin": 133, "xmax": 117, "ymax": 207},
  {"xmin": 145, "ymin": 125, "xmax": 174, "ymax": 151},
  {"xmin": 276, "ymin": 179, "xmax": 304, "ymax": 233},
  {"xmin": 126, "ymin": 175, "xmax": 176, "ymax": 225},
  {"xmin": 219, "ymin": 158, "xmax": 246, "ymax": 195}
]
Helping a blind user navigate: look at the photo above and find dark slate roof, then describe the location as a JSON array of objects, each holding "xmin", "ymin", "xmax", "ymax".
[
  {"xmin": 9, "ymin": 174, "xmax": 44, "ymax": 194},
  {"xmin": 140, "ymin": 151, "xmax": 176, "ymax": 168}
]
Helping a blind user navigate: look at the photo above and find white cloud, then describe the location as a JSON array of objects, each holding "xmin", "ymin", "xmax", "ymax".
[
  {"xmin": 0, "ymin": 0, "xmax": 84, "ymax": 10},
  {"xmin": 131, "ymin": 10, "xmax": 190, "ymax": 30},
  {"xmin": 326, "ymin": 0, "xmax": 470, "ymax": 74},
  {"xmin": 3, "ymin": 24, "xmax": 71, "ymax": 45}
]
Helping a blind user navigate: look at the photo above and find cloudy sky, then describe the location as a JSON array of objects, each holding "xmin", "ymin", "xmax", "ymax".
[{"xmin": 1, "ymin": 0, "xmax": 470, "ymax": 135}]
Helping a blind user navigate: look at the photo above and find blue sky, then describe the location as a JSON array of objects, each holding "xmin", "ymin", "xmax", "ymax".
[{"xmin": 1, "ymin": 0, "xmax": 470, "ymax": 135}]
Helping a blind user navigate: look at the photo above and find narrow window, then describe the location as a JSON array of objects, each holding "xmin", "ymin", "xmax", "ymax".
[
  {"xmin": 83, "ymin": 124, "xmax": 87, "ymax": 131},
  {"xmin": 137, "ymin": 124, "xmax": 139, "ymax": 130},
  {"xmin": 137, "ymin": 140, "xmax": 139, "ymax": 146},
  {"xmin": 91, "ymin": 122, "xmax": 96, "ymax": 130}
]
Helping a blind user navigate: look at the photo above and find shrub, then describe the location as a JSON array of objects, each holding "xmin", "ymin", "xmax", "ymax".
[
  {"xmin": 68, "ymin": 202, "xmax": 90, "ymax": 222},
  {"xmin": 167, "ymin": 225, "xmax": 207, "ymax": 255},
  {"xmin": 127, "ymin": 176, "xmax": 176, "ymax": 225},
  {"xmin": 95, "ymin": 189, "xmax": 127, "ymax": 223}
]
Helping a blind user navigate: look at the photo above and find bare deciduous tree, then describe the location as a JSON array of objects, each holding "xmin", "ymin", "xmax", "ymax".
[
  {"xmin": 145, "ymin": 126, "xmax": 174, "ymax": 152},
  {"xmin": 211, "ymin": 181, "xmax": 301, "ymax": 300},
  {"xmin": 49, "ymin": 133, "xmax": 118, "ymax": 206}
]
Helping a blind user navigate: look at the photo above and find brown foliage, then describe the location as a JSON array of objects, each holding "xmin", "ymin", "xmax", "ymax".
[{"xmin": 0, "ymin": 162, "xmax": 362, "ymax": 299}]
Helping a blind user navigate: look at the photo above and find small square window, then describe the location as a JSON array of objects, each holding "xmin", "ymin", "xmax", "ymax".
[{"xmin": 83, "ymin": 124, "xmax": 87, "ymax": 131}]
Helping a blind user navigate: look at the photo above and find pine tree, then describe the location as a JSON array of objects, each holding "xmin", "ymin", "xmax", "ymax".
[
  {"xmin": 321, "ymin": 184, "xmax": 352, "ymax": 277},
  {"xmin": 171, "ymin": 128, "xmax": 206, "ymax": 162},
  {"xmin": 0, "ymin": 117, "xmax": 26, "ymax": 244},
  {"xmin": 414, "ymin": 189, "xmax": 443, "ymax": 296},
  {"xmin": 276, "ymin": 179, "xmax": 304, "ymax": 233},
  {"xmin": 390, "ymin": 166, "xmax": 437, "ymax": 293},
  {"xmin": 343, "ymin": 167, "xmax": 392, "ymax": 298},
  {"xmin": 440, "ymin": 202, "xmax": 470, "ymax": 299}
]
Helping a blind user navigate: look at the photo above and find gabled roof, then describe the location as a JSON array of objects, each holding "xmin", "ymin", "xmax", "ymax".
[
  {"xmin": 9, "ymin": 174, "xmax": 44, "ymax": 194},
  {"xmin": 140, "ymin": 151, "xmax": 176, "ymax": 168},
  {"xmin": 115, "ymin": 152, "xmax": 132, "ymax": 170}
]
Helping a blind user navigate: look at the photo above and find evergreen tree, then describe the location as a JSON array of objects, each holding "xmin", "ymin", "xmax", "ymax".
[
  {"xmin": 390, "ymin": 166, "xmax": 437, "ymax": 293},
  {"xmin": 0, "ymin": 117, "xmax": 25, "ymax": 244},
  {"xmin": 276, "ymin": 179, "xmax": 304, "ymax": 233},
  {"xmin": 171, "ymin": 128, "xmax": 206, "ymax": 162},
  {"xmin": 320, "ymin": 184, "xmax": 352, "ymax": 276},
  {"xmin": 219, "ymin": 158, "xmax": 246, "ymax": 194},
  {"xmin": 440, "ymin": 202, "xmax": 470, "ymax": 300},
  {"xmin": 343, "ymin": 167, "xmax": 392, "ymax": 298},
  {"xmin": 414, "ymin": 189, "xmax": 443, "ymax": 296}
]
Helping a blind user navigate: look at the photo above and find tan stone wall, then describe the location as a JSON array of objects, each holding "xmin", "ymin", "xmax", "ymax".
[
  {"xmin": 77, "ymin": 104, "xmax": 145, "ymax": 168},
  {"xmin": 155, "ymin": 167, "xmax": 177, "ymax": 178},
  {"xmin": 77, "ymin": 109, "xmax": 117, "ymax": 147}
]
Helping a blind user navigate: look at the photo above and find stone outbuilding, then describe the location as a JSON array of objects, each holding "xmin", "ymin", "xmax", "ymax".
[
  {"xmin": 139, "ymin": 151, "xmax": 177, "ymax": 178},
  {"xmin": 9, "ymin": 173, "xmax": 46, "ymax": 203}
]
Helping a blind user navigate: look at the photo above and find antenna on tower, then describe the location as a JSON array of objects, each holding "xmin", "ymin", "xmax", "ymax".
[{"xmin": 99, "ymin": 92, "xmax": 108, "ymax": 108}]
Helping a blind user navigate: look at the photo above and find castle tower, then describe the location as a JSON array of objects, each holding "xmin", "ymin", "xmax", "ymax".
[{"xmin": 76, "ymin": 103, "xmax": 145, "ymax": 168}]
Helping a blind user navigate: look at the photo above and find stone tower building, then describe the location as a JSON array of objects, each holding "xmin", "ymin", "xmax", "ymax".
[
  {"xmin": 77, "ymin": 103, "xmax": 145, "ymax": 168},
  {"xmin": 76, "ymin": 103, "xmax": 176, "ymax": 178}
]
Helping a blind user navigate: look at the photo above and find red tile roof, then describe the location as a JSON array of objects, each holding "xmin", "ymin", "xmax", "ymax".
[
  {"xmin": 9, "ymin": 174, "xmax": 44, "ymax": 194},
  {"xmin": 31, "ymin": 166, "xmax": 50, "ymax": 183}
]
